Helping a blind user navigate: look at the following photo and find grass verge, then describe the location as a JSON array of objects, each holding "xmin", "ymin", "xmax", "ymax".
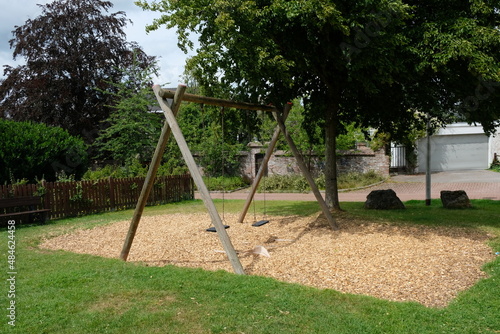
[{"xmin": 0, "ymin": 199, "xmax": 499, "ymax": 333}]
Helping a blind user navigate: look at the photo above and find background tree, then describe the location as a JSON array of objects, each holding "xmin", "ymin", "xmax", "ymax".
[
  {"xmin": 0, "ymin": 0, "xmax": 156, "ymax": 143},
  {"xmin": 135, "ymin": 0, "xmax": 410, "ymax": 210},
  {"xmin": 175, "ymin": 69, "xmax": 262, "ymax": 177},
  {"xmin": 404, "ymin": 0, "xmax": 500, "ymax": 133},
  {"xmin": 93, "ymin": 54, "xmax": 163, "ymax": 165},
  {"xmin": 137, "ymin": 0, "xmax": 500, "ymax": 210},
  {"xmin": 175, "ymin": 102, "xmax": 246, "ymax": 177},
  {"xmin": 0, "ymin": 119, "xmax": 88, "ymax": 183}
]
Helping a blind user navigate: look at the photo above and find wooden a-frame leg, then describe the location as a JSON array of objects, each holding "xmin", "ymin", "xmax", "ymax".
[
  {"xmin": 120, "ymin": 85, "xmax": 186, "ymax": 261},
  {"xmin": 152, "ymin": 85, "xmax": 245, "ymax": 275}
]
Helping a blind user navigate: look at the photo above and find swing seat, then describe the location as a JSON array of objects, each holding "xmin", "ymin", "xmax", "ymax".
[
  {"xmin": 252, "ymin": 220, "xmax": 269, "ymax": 227},
  {"xmin": 206, "ymin": 225, "xmax": 230, "ymax": 232}
]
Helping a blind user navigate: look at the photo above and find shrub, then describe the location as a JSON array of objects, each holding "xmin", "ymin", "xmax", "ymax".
[
  {"xmin": 490, "ymin": 154, "xmax": 500, "ymax": 172},
  {"xmin": 156, "ymin": 159, "xmax": 189, "ymax": 176},
  {"xmin": 82, "ymin": 165, "xmax": 125, "ymax": 180},
  {"xmin": 258, "ymin": 175, "xmax": 308, "ymax": 192},
  {"xmin": 203, "ymin": 176, "xmax": 249, "ymax": 191},
  {"xmin": 258, "ymin": 171, "xmax": 385, "ymax": 192},
  {"xmin": 0, "ymin": 119, "xmax": 88, "ymax": 183},
  {"xmin": 82, "ymin": 160, "xmax": 189, "ymax": 180},
  {"xmin": 337, "ymin": 170, "xmax": 385, "ymax": 189}
]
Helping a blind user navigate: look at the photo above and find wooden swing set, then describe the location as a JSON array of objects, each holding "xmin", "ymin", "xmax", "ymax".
[{"xmin": 119, "ymin": 84, "xmax": 339, "ymax": 275}]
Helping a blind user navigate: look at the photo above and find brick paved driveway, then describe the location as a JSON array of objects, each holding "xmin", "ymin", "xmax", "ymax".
[{"xmin": 201, "ymin": 170, "xmax": 500, "ymax": 202}]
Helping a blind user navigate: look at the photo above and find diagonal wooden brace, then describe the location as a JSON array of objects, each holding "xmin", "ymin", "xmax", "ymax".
[
  {"xmin": 237, "ymin": 103, "xmax": 292, "ymax": 224},
  {"xmin": 274, "ymin": 111, "xmax": 339, "ymax": 230}
]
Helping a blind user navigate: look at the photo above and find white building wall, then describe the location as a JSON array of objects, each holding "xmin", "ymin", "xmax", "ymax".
[{"xmin": 416, "ymin": 122, "xmax": 499, "ymax": 172}]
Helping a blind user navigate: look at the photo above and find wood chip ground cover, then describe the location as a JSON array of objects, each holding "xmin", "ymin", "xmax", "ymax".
[{"xmin": 39, "ymin": 213, "xmax": 496, "ymax": 308}]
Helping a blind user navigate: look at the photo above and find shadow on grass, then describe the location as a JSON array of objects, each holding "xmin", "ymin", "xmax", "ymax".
[
  {"xmin": 208, "ymin": 199, "xmax": 323, "ymax": 217},
  {"xmin": 260, "ymin": 201, "xmax": 323, "ymax": 217},
  {"xmin": 7, "ymin": 198, "xmax": 498, "ymax": 232},
  {"xmin": 342, "ymin": 199, "xmax": 500, "ymax": 230}
]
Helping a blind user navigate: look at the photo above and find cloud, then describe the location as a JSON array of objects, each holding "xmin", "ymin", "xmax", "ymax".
[
  {"xmin": 0, "ymin": 0, "xmax": 195, "ymax": 85},
  {"xmin": 1, "ymin": 0, "xmax": 52, "ymax": 74}
]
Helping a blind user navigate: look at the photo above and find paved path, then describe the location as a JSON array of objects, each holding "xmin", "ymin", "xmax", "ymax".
[{"xmin": 198, "ymin": 170, "xmax": 500, "ymax": 202}]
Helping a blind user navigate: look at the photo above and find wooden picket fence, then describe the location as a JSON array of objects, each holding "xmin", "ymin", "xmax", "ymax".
[{"xmin": 0, "ymin": 174, "xmax": 194, "ymax": 220}]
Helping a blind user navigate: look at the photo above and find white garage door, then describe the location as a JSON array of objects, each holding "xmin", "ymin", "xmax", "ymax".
[{"xmin": 417, "ymin": 134, "xmax": 489, "ymax": 172}]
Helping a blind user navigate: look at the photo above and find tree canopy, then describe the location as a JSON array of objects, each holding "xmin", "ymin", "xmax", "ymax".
[
  {"xmin": 137, "ymin": 0, "xmax": 500, "ymax": 209},
  {"xmin": 0, "ymin": 0, "xmax": 156, "ymax": 142}
]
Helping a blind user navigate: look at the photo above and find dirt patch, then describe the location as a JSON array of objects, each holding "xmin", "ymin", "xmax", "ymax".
[{"xmin": 39, "ymin": 213, "xmax": 496, "ymax": 307}]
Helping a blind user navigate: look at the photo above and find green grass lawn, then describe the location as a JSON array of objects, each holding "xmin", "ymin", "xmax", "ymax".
[{"xmin": 1, "ymin": 199, "xmax": 499, "ymax": 333}]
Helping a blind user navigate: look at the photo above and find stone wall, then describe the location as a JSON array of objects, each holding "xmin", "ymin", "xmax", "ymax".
[
  {"xmin": 337, "ymin": 143, "xmax": 390, "ymax": 177},
  {"xmin": 239, "ymin": 142, "xmax": 389, "ymax": 180}
]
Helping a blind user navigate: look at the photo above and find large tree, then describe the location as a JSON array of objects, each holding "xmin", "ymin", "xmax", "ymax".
[
  {"xmin": 137, "ymin": 0, "xmax": 500, "ymax": 209},
  {"xmin": 0, "ymin": 0, "xmax": 156, "ymax": 142}
]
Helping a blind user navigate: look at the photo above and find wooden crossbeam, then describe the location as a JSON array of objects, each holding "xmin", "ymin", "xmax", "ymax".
[{"xmin": 157, "ymin": 88, "xmax": 277, "ymax": 113}]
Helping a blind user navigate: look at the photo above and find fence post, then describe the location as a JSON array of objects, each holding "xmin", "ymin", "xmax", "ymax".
[
  {"xmin": 108, "ymin": 177, "xmax": 116, "ymax": 211},
  {"xmin": 160, "ymin": 176, "xmax": 165, "ymax": 203},
  {"xmin": 41, "ymin": 180, "xmax": 50, "ymax": 212}
]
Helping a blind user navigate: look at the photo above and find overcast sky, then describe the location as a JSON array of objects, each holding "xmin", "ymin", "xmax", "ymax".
[{"xmin": 1, "ymin": 0, "xmax": 196, "ymax": 86}]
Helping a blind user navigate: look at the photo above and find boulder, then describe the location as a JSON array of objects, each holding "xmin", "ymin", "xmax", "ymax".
[
  {"xmin": 364, "ymin": 189, "xmax": 405, "ymax": 210},
  {"xmin": 440, "ymin": 190, "xmax": 472, "ymax": 209}
]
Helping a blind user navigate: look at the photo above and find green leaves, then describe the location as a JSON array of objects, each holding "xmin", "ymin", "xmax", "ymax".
[
  {"xmin": 404, "ymin": 1, "xmax": 500, "ymax": 132},
  {"xmin": 93, "ymin": 55, "xmax": 162, "ymax": 165},
  {"xmin": 135, "ymin": 0, "xmax": 500, "ymax": 207},
  {"xmin": 0, "ymin": 0, "xmax": 156, "ymax": 141},
  {"xmin": 0, "ymin": 119, "xmax": 88, "ymax": 183}
]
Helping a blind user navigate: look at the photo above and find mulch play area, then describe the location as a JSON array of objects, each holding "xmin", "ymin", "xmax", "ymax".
[{"xmin": 40, "ymin": 212, "xmax": 495, "ymax": 308}]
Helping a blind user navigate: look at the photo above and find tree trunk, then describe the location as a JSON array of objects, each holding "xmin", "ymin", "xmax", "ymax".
[{"xmin": 324, "ymin": 103, "xmax": 341, "ymax": 210}]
